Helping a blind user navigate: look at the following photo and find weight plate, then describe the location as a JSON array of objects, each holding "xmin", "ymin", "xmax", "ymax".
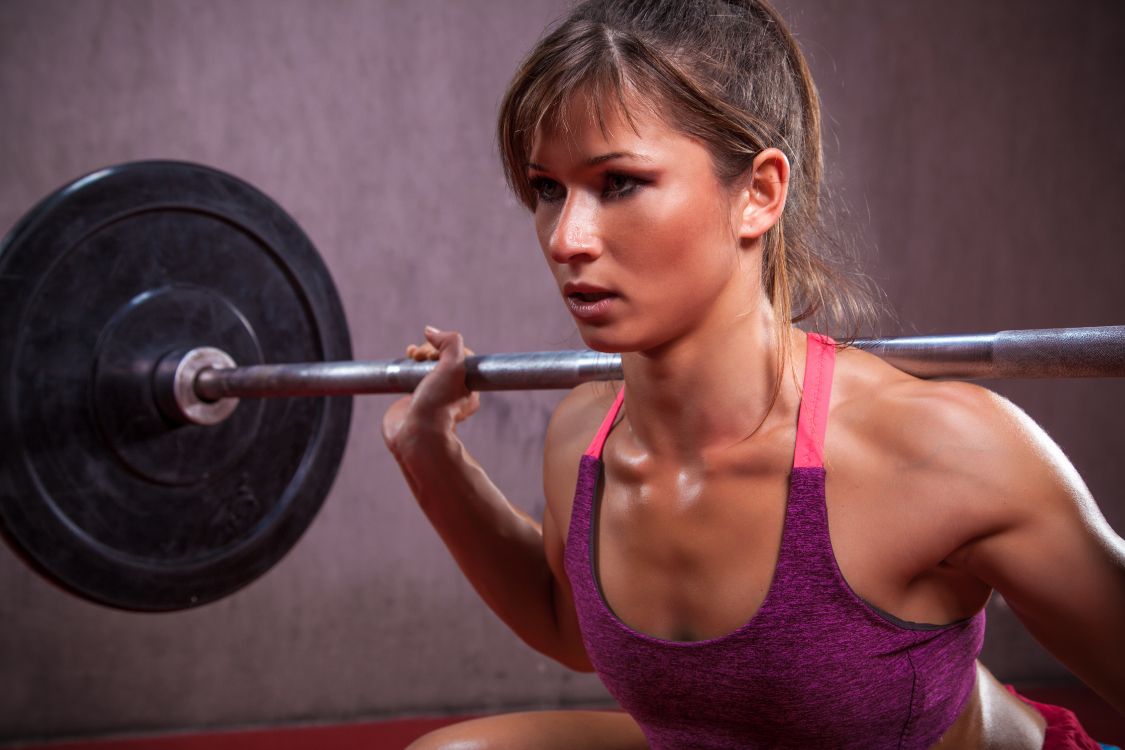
[{"xmin": 0, "ymin": 161, "xmax": 353, "ymax": 611}]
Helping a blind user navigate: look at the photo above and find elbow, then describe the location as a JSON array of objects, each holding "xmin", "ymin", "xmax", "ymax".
[
  {"xmin": 551, "ymin": 648, "xmax": 597, "ymax": 673},
  {"xmin": 513, "ymin": 628, "xmax": 595, "ymax": 673}
]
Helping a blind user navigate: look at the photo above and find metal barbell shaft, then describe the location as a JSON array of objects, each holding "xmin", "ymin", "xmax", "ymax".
[
  {"xmin": 191, "ymin": 326, "xmax": 1125, "ymax": 404},
  {"xmin": 853, "ymin": 325, "xmax": 1125, "ymax": 380},
  {"xmin": 193, "ymin": 349, "xmax": 623, "ymax": 400}
]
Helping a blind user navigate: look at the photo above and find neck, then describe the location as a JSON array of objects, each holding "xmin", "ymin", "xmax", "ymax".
[{"xmin": 619, "ymin": 303, "xmax": 803, "ymax": 461}]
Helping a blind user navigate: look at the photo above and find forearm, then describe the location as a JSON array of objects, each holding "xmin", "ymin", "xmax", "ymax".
[{"xmin": 390, "ymin": 421, "xmax": 565, "ymax": 659}]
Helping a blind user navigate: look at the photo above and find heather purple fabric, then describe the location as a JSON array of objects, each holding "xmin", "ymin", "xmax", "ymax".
[{"xmin": 564, "ymin": 340, "xmax": 986, "ymax": 749}]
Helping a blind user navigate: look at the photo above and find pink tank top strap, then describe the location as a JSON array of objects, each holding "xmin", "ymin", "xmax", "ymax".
[
  {"xmin": 584, "ymin": 387, "xmax": 626, "ymax": 458},
  {"xmin": 793, "ymin": 332, "xmax": 837, "ymax": 469}
]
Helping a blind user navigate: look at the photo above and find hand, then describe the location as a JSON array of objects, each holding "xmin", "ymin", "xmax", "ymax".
[{"xmin": 381, "ymin": 326, "xmax": 481, "ymax": 453}]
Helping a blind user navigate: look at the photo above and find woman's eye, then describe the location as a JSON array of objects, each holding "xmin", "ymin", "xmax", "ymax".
[
  {"xmin": 603, "ymin": 173, "xmax": 641, "ymax": 199},
  {"xmin": 530, "ymin": 177, "xmax": 564, "ymax": 204}
]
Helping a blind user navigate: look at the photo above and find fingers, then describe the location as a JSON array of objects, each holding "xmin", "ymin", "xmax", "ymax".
[
  {"xmin": 385, "ymin": 326, "xmax": 481, "ymax": 451},
  {"xmin": 405, "ymin": 341, "xmax": 437, "ymax": 360},
  {"xmin": 406, "ymin": 326, "xmax": 469, "ymax": 396},
  {"xmin": 404, "ymin": 325, "xmax": 441, "ymax": 360},
  {"xmin": 405, "ymin": 326, "xmax": 474, "ymax": 360}
]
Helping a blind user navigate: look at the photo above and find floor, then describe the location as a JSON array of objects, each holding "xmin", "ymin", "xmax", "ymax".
[{"xmin": 8, "ymin": 686, "xmax": 1122, "ymax": 749}]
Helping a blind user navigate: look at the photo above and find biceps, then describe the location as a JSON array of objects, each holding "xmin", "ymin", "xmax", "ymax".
[
  {"xmin": 965, "ymin": 498, "xmax": 1125, "ymax": 698},
  {"xmin": 976, "ymin": 508, "xmax": 1122, "ymax": 618}
]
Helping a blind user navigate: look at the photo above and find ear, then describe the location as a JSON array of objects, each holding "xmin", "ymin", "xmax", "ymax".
[{"xmin": 734, "ymin": 147, "xmax": 790, "ymax": 241}]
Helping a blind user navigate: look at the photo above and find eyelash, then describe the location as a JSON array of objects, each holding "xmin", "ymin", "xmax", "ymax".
[{"xmin": 529, "ymin": 173, "xmax": 646, "ymax": 205}]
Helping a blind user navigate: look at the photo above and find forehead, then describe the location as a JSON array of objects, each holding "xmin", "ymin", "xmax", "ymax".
[{"xmin": 528, "ymin": 90, "xmax": 689, "ymax": 163}]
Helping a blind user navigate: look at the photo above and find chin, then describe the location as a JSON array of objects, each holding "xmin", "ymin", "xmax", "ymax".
[
  {"xmin": 575, "ymin": 323, "xmax": 649, "ymax": 355},
  {"xmin": 574, "ymin": 325, "xmax": 621, "ymax": 354}
]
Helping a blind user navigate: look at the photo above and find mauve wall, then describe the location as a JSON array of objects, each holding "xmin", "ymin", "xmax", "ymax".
[{"xmin": 0, "ymin": 0, "xmax": 1122, "ymax": 743}]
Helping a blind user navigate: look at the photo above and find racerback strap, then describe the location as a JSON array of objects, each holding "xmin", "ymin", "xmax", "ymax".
[
  {"xmin": 584, "ymin": 387, "xmax": 626, "ymax": 458},
  {"xmin": 793, "ymin": 332, "xmax": 836, "ymax": 469}
]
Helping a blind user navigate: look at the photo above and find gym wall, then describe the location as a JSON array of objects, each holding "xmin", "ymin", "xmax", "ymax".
[{"xmin": 0, "ymin": 0, "xmax": 1122, "ymax": 743}]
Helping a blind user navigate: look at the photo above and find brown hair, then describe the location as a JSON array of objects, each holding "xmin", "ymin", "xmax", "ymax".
[{"xmin": 498, "ymin": 0, "xmax": 879, "ymax": 344}]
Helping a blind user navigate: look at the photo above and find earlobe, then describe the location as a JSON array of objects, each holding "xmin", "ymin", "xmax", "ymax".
[{"xmin": 737, "ymin": 148, "xmax": 790, "ymax": 241}]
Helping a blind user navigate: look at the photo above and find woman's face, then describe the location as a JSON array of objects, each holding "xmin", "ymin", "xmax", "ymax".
[{"xmin": 527, "ymin": 98, "xmax": 759, "ymax": 354}]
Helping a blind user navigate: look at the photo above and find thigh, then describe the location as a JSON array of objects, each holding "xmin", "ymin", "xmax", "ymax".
[{"xmin": 406, "ymin": 709, "xmax": 649, "ymax": 750}]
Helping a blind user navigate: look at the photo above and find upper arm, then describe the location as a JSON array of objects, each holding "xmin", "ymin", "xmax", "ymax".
[
  {"xmin": 938, "ymin": 387, "xmax": 1125, "ymax": 711},
  {"xmin": 540, "ymin": 382, "xmax": 620, "ymax": 672}
]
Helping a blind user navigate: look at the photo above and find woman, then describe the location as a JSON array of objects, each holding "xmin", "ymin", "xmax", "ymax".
[{"xmin": 382, "ymin": 1, "xmax": 1125, "ymax": 747}]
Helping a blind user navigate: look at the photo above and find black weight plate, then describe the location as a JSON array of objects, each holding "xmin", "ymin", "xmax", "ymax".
[{"xmin": 0, "ymin": 161, "xmax": 352, "ymax": 611}]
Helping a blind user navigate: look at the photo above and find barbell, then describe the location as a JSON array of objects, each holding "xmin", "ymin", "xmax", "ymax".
[
  {"xmin": 1, "ymin": 161, "xmax": 1122, "ymax": 612},
  {"xmin": 165, "ymin": 326, "xmax": 1125, "ymax": 426}
]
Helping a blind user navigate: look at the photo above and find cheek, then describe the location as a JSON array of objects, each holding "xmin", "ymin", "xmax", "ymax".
[
  {"xmin": 533, "ymin": 210, "xmax": 552, "ymax": 253},
  {"xmin": 623, "ymin": 186, "xmax": 737, "ymax": 279}
]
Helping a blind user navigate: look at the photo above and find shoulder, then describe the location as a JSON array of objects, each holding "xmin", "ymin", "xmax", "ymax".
[
  {"xmin": 542, "ymin": 381, "xmax": 622, "ymax": 518},
  {"xmin": 545, "ymin": 380, "xmax": 622, "ymax": 458},
  {"xmin": 831, "ymin": 343, "xmax": 1001, "ymax": 427},
  {"xmin": 840, "ymin": 363, "xmax": 997, "ymax": 455},
  {"xmin": 544, "ymin": 380, "xmax": 622, "ymax": 467},
  {"xmin": 829, "ymin": 343, "xmax": 1088, "ymax": 537}
]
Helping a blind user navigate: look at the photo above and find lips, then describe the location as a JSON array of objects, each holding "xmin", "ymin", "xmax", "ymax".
[
  {"xmin": 562, "ymin": 282, "xmax": 618, "ymax": 321},
  {"xmin": 569, "ymin": 290, "xmax": 614, "ymax": 303},
  {"xmin": 563, "ymin": 281, "xmax": 614, "ymax": 297}
]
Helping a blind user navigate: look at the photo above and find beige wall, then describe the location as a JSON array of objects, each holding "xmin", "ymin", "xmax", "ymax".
[{"xmin": 1, "ymin": 0, "xmax": 1122, "ymax": 742}]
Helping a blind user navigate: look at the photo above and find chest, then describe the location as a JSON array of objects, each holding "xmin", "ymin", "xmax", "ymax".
[{"xmin": 590, "ymin": 448, "xmax": 979, "ymax": 642}]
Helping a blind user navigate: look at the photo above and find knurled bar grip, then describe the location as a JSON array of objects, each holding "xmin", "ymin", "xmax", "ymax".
[
  {"xmin": 192, "ymin": 325, "xmax": 1125, "ymax": 401},
  {"xmin": 856, "ymin": 325, "xmax": 1125, "ymax": 380}
]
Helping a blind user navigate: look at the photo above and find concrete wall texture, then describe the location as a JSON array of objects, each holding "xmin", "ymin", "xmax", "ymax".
[{"xmin": 1, "ymin": 0, "xmax": 1122, "ymax": 743}]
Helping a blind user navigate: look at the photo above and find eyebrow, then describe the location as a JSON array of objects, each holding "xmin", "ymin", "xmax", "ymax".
[{"xmin": 526, "ymin": 151, "xmax": 653, "ymax": 171}]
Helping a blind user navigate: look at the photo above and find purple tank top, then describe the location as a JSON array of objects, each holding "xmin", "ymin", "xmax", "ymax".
[{"xmin": 563, "ymin": 333, "xmax": 985, "ymax": 749}]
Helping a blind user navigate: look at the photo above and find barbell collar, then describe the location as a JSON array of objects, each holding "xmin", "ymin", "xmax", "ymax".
[{"xmin": 153, "ymin": 347, "xmax": 241, "ymax": 426}]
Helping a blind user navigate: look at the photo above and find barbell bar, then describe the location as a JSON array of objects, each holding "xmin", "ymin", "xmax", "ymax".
[{"xmin": 162, "ymin": 326, "xmax": 1125, "ymax": 426}]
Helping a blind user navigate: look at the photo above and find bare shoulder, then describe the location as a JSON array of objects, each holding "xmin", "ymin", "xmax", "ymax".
[
  {"xmin": 830, "ymin": 343, "xmax": 1093, "ymax": 533},
  {"xmin": 542, "ymin": 381, "xmax": 622, "ymax": 526},
  {"xmin": 545, "ymin": 381, "xmax": 621, "ymax": 454},
  {"xmin": 832, "ymin": 343, "xmax": 1010, "ymax": 442}
]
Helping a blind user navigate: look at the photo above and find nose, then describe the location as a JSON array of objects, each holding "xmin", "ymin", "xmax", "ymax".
[{"xmin": 545, "ymin": 193, "xmax": 601, "ymax": 265}]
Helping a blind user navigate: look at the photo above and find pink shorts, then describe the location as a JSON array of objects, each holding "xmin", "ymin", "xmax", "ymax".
[{"xmin": 1007, "ymin": 686, "xmax": 1109, "ymax": 750}]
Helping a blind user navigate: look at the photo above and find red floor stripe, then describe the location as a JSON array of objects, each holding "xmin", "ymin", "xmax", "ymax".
[{"xmin": 7, "ymin": 717, "xmax": 469, "ymax": 750}]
